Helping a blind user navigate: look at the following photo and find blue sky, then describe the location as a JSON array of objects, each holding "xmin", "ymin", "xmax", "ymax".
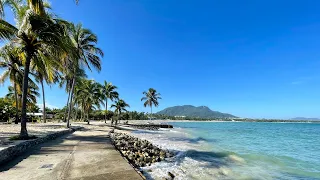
[{"xmin": 1, "ymin": 0, "xmax": 320, "ymax": 119}]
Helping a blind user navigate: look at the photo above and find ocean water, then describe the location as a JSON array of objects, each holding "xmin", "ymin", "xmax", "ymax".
[{"xmin": 132, "ymin": 122, "xmax": 320, "ymax": 180}]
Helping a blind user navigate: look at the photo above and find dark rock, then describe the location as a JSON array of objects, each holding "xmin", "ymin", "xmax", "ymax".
[
  {"xmin": 110, "ymin": 132, "xmax": 174, "ymax": 168},
  {"xmin": 168, "ymin": 172, "xmax": 175, "ymax": 179}
]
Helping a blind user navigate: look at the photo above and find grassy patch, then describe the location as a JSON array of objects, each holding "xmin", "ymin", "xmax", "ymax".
[{"xmin": 9, "ymin": 135, "xmax": 38, "ymax": 141}]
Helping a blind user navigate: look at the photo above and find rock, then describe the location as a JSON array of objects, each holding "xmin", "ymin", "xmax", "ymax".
[
  {"xmin": 168, "ymin": 172, "xmax": 175, "ymax": 179},
  {"xmin": 110, "ymin": 132, "xmax": 174, "ymax": 168}
]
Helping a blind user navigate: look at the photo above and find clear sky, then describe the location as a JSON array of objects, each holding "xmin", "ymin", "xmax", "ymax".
[{"xmin": 1, "ymin": 0, "xmax": 320, "ymax": 119}]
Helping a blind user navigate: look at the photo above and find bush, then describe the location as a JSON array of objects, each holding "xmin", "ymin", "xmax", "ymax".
[{"xmin": 0, "ymin": 98, "xmax": 15, "ymax": 122}]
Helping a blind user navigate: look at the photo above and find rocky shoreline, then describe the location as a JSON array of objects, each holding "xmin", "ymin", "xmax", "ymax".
[
  {"xmin": 110, "ymin": 132, "xmax": 174, "ymax": 167},
  {"xmin": 126, "ymin": 124, "xmax": 173, "ymax": 130}
]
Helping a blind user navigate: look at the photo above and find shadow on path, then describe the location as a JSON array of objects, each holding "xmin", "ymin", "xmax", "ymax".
[{"xmin": 0, "ymin": 127, "xmax": 111, "ymax": 172}]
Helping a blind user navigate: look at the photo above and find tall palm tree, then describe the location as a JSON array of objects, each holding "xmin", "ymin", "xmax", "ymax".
[
  {"xmin": 74, "ymin": 79, "xmax": 103, "ymax": 124},
  {"xmin": 59, "ymin": 68, "xmax": 87, "ymax": 122},
  {"xmin": 101, "ymin": 81, "xmax": 118, "ymax": 123},
  {"xmin": 65, "ymin": 23, "xmax": 103, "ymax": 128},
  {"xmin": 0, "ymin": 6, "xmax": 70, "ymax": 138},
  {"xmin": 0, "ymin": 45, "xmax": 23, "ymax": 124},
  {"xmin": 141, "ymin": 88, "xmax": 161, "ymax": 120},
  {"xmin": 111, "ymin": 99, "xmax": 129, "ymax": 125},
  {"xmin": 31, "ymin": 52, "xmax": 60, "ymax": 123}
]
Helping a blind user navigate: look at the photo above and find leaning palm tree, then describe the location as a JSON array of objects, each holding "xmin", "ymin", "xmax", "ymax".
[
  {"xmin": 111, "ymin": 99, "xmax": 130, "ymax": 125},
  {"xmin": 65, "ymin": 23, "xmax": 103, "ymax": 128},
  {"xmin": 101, "ymin": 81, "xmax": 118, "ymax": 123},
  {"xmin": 0, "ymin": 45, "xmax": 23, "ymax": 124},
  {"xmin": 0, "ymin": 9, "xmax": 71, "ymax": 139},
  {"xmin": 141, "ymin": 88, "xmax": 161, "ymax": 120}
]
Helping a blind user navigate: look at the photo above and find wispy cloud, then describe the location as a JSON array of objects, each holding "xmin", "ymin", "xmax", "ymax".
[
  {"xmin": 37, "ymin": 103, "xmax": 59, "ymax": 110},
  {"xmin": 290, "ymin": 76, "xmax": 320, "ymax": 85}
]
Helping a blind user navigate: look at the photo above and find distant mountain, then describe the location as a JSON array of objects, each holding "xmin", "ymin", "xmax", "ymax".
[
  {"xmin": 156, "ymin": 105, "xmax": 237, "ymax": 118},
  {"xmin": 291, "ymin": 117, "xmax": 320, "ymax": 121}
]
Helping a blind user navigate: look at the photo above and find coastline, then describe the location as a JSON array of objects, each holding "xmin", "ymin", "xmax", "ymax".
[
  {"xmin": 128, "ymin": 119, "xmax": 320, "ymax": 124},
  {"xmin": 117, "ymin": 121, "xmax": 320, "ymax": 180}
]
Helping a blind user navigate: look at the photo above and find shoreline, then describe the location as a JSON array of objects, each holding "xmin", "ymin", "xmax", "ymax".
[
  {"xmin": 127, "ymin": 119, "xmax": 320, "ymax": 124},
  {"xmin": 116, "ymin": 122, "xmax": 320, "ymax": 180},
  {"xmin": 112, "ymin": 127, "xmax": 176, "ymax": 180}
]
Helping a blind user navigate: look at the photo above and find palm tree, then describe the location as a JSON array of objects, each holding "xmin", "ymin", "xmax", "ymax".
[
  {"xmin": 59, "ymin": 68, "xmax": 87, "ymax": 122},
  {"xmin": 65, "ymin": 23, "xmax": 103, "ymax": 128},
  {"xmin": 111, "ymin": 99, "xmax": 129, "ymax": 125},
  {"xmin": 74, "ymin": 79, "xmax": 103, "ymax": 124},
  {"xmin": 0, "ymin": 45, "xmax": 23, "ymax": 124},
  {"xmin": 31, "ymin": 53, "xmax": 60, "ymax": 123},
  {"xmin": 141, "ymin": 88, "xmax": 161, "ymax": 120},
  {"xmin": 101, "ymin": 81, "xmax": 118, "ymax": 123},
  {"xmin": 0, "ymin": 3, "xmax": 71, "ymax": 138},
  {"xmin": 6, "ymin": 82, "xmax": 40, "ymax": 110}
]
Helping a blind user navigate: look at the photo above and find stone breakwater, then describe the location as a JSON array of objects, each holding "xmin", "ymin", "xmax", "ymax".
[
  {"xmin": 127, "ymin": 124, "xmax": 173, "ymax": 130},
  {"xmin": 110, "ymin": 132, "xmax": 174, "ymax": 167}
]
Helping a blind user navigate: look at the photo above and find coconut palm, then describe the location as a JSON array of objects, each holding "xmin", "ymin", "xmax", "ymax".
[
  {"xmin": 141, "ymin": 88, "xmax": 161, "ymax": 120},
  {"xmin": 6, "ymin": 82, "xmax": 40, "ymax": 109},
  {"xmin": 0, "ymin": 45, "xmax": 23, "ymax": 124},
  {"xmin": 111, "ymin": 99, "xmax": 130, "ymax": 125},
  {"xmin": 0, "ymin": 7, "xmax": 71, "ymax": 139},
  {"xmin": 65, "ymin": 23, "xmax": 103, "ymax": 128},
  {"xmin": 32, "ymin": 61, "xmax": 59, "ymax": 123},
  {"xmin": 74, "ymin": 79, "xmax": 103, "ymax": 124},
  {"xmin": 101, "ymin": 81, "xmax": 118, "ymax": 123},
  {"xmin": 59, "ymin": 68, "xmax": 87, "ymax": 122}
]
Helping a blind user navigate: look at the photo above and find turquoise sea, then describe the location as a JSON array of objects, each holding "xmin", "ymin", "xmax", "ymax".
[{"xmin": 132, "ymin": 122, "xmax": 320, "ymax": 180}]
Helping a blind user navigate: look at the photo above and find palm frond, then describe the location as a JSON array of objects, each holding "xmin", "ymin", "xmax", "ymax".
[{"xmin": 0, "ymin": 19, "xmax": 18, "ymax": 41}]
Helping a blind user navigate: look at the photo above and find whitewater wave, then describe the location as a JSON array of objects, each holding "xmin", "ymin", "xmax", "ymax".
[{"xmin": 131, "ymin": 128, "xmax": 256, "ymax": 180}]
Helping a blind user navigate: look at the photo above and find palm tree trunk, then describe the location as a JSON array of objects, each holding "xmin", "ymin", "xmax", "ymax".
[
  {"xmin": 63, "ymin": 88, "xmax": 71, "ymax": 122},
  {"xmin": 74, "ymin": 105, "xmax": 78, "ymax": 121},
  {"xmin": 87, "ymin": 109, "xmax": 90, "ymax": 125},
  {"xmin": 150, "ymin": 105, "xmax": 152, "ymax": 120},
  {"xmin": 14, "ymin": 82, "xmax": 19, "ymax": 124},
  {"xmin": 105, "ymin": 99, "xmax": 107, "ymax": 123},
  {"xmin": 20, "ymin": 56, "xmax": 31, "ymax": 139},
  {"xmin": 117, "ymin": 111, "xmax": 120, "ymax": 125},
  {"xmin": 40, "ymin": 79, "xmax": 46, "ymax": 123},
  {"xmin": 80, "ymin": 107, "xmax": 83, "ymax": 120},
  {"xmin": 67, "ymin": 77, "xmax": 76, "ymax": 128}
]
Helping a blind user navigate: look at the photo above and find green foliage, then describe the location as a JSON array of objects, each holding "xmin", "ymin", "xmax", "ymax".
[
  {"xmin": 0, "ymin": 97, "xmax": 16, "ymax": 122},
  {"xmin": 111, "ymin": 99, "xmax": 130, "ymax": 116},
  {"xmin": 89, "ymin": 110, "xmax": 114, "ymax": 120},
  {"xmin": 141, "ymin": 88, "xmax": 161, "ymax": 110}
]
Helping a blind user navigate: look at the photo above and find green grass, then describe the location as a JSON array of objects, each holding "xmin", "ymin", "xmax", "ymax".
[{"xmin": 9, "ymin": 135, "xmax": 38, "ymax": 141}]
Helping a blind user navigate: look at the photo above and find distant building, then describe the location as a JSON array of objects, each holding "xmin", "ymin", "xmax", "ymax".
[
  {"xmin": 174, "ymin": 116, "xmax": 186, "ymax": 118},
  {"xmin": 26, "ymin": 112, "xmax": 54, "ymax": 118}
]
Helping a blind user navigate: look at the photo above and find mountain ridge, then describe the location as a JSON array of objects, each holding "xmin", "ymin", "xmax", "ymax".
[
  {"xmin": 156, "ymin": 105, "xmax": 237, "ymax": 118},
  {"xmin": 291, "ymin": 117, "xmax": 320, "ymax": 121}
]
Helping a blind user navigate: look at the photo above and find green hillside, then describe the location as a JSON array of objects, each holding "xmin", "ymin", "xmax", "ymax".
[{"xmin": 156, "ymin": 105, "xmax": 236, "ymax": 118}]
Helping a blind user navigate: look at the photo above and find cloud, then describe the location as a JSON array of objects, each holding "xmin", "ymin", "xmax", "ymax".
[
  {"xmin": 290, "ymin": 76, "xmax": 320, "ymax": 85},
  {"xmin": 37, "ymin": 103, "xmax": 59, "ymax": 110}
]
